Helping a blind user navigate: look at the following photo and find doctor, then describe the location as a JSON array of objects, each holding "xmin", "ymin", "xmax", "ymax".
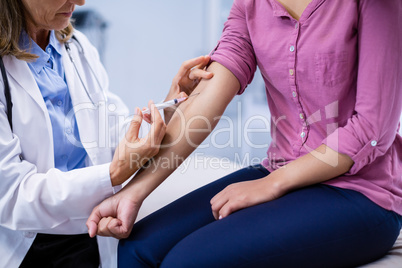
[{"xmin": 0, "ymin": 0, "xmax": 212, "ymax": 267}]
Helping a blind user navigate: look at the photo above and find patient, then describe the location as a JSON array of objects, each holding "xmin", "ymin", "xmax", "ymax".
[{"xmin": 87, "ymin": 0, "xmax": 402, "ymax": 267}]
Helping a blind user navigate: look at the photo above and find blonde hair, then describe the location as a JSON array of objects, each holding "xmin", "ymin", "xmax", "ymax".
[{"xmin": 0, "ymin": 0, "xmax": 74, "ymax": 61}]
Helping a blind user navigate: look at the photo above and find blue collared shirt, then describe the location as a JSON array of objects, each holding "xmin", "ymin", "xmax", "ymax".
[{"xmin": 21, "ymin": 31, "xmax": 87, "ymax": 171}]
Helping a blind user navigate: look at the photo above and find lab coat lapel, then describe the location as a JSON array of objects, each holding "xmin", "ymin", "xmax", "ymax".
[
  {"xmin": 62, "ymin": 43, "xmax": 101, "ymax": 164},
  {"xmin": 3, "ymin": 56, "xmax": 49, "ymax": 117},
  {"xmin": 62, "ymin": 41, "xmax": 91, "ymax": 106},
  {"xmin": 3, "ymin": 55, "xmax": 54, "ymax": 169}
]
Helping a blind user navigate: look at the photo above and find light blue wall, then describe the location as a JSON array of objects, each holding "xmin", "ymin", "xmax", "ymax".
[{"xmin": 79, "ymin": 1, "xmax": 207, "ymax": 111}]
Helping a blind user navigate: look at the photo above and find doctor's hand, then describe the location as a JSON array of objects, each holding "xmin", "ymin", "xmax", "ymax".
[
  {"xmin": 171, "ymin": 55, "xmax": 213, "ymax": 96},
  {"xmin": 161, "ymin": 55, "xmax": 213, "ymax": 124},
  {"xmin": 109, "ymin": 101, "xmax": 166, "ymax": 186}
]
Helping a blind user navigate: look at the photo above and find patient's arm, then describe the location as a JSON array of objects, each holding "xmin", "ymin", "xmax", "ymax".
[
  {"xmin": 127, "ymin": 61, "xmax": 239, "ymax": 198},
  {"xmin": 86, "ymin": 62, "xmax": 240, "ymax": 238}
]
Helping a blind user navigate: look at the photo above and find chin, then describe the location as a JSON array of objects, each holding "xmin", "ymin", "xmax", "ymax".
[{"xmin": 52, "ymin": 19, "xmax": 71, "ymax": 31}]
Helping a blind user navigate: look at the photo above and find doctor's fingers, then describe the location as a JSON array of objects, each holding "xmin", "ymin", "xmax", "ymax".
[
  {"xmin": 175, "ymin": 56, "xmax": 209, "ymax": 79},
  {"xmin": 125, "ymin": 108, "xmax": 143, "ymax": 142},
  {"xmin": 145, "ymin": 125, "xmax": 166, "ymax": 154},
  {"xmin": 142, "ymin": 101, "xmax": 164, "ymax": 125},
  {"xmin": 188, "ymin": 67, "xmax": 214, "ymax": 81},
  {"xmin": 148, "ymin": 101, "xmax": 166, "ymax": 140},
  {"xmin": 172, "ymin": 56, "xmax": 211, "ymax": 86},
  {"xmin": 188, "ymin": 55, "xmax": 213, "ymax": 81},
  {"xmin": 142, "ymin": 107, "xmax": 152, "ymax": 124}
]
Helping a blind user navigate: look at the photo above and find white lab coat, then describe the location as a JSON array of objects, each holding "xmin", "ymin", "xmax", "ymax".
[{"xmin": 0, "ymin": 30, "xmax": 129, "ymax": 267}]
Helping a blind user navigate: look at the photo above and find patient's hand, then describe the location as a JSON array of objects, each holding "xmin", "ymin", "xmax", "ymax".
[
  {"xmin": 210, "ymin": 176, "xmax": 283, "ymax": 220},
  {"xmin": 87, "ymin": 189, "xmax": 140, "ymax": 239}
]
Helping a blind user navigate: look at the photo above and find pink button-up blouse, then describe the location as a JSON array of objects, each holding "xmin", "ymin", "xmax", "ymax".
[{"xmin": 211, "ymin": 0, "xmax": 402, "ymax": 214}]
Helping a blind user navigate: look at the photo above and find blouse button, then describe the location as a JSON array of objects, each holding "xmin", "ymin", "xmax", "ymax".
[
  {"xmin": 300, "ymin": 132, "xmax": 306, "ymax": 138},
  {"xmin": 289, "ymin": 69, "xmax": 294, "ymax": 76},
  {"xmin": 292, "ymin": 91, "xmax": 297, "ymax": 98},
  {"xmin": 371, "ymin": 140, "xmax": 377, "ymax": 147},
  {"xmin": 290, "ymin": 46, "xmax": 295, "ymax": 52}
]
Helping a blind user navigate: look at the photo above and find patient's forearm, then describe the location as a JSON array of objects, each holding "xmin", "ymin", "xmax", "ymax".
[
  {"xmin": 271, "ymin": 144, "xmax": 354, "ymax": 196},
  {"xmin": 122, "ymin": 62, "xmax": 240, "ymax": 200}
]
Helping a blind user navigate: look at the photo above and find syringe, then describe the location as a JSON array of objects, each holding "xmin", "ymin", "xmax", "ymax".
[{"xmin": 142, "ymin": 93, "xmax": 199, "ymax": 114}]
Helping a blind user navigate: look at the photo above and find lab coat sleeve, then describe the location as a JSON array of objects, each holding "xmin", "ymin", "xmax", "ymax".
[
  {"xmin": 0, "ymin": 97, "xmax": 114, "ymax": 234},
  {"xmin": 324, "ymin": 0, "xmax": 402, "ymax": 175}
]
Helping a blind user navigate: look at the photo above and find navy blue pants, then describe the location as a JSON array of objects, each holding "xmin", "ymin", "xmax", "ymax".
[{"xmin": 119, "ymin": 165, "xmax": 402, "ymax": 268}]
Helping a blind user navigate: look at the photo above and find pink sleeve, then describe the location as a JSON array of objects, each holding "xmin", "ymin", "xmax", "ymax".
[
  {"xmin": 324, "ymin": 0, "xmax": 402, "ymax": 175},
  {"xmin": 210, "ymin": 0, "xmax": 257, "ymax": 94}
]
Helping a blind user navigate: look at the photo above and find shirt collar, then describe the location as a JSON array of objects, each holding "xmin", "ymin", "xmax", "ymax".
[
  {"xmin": 270, "ymin": 0, "xmax": 326, "ymax": 22},
  {"xmin": 20, "ymin": 30, "xmax": 63, "ymax": 74},
  {"xmin": 49, "ymin": 30, "xmax": 63, "ymax": 56},
  {"xmin": 270, "ymin": 0, "xmax": 290, "ymax": 17}
]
